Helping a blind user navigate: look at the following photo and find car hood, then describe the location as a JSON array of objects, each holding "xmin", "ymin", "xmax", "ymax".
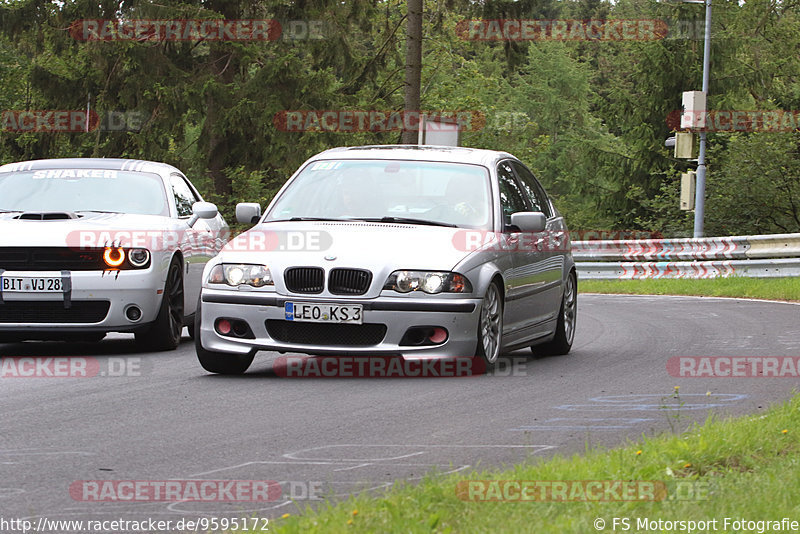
[
  {"xmin": 0, "ymin": 212, "xmax": 174, "ymax": 247},
  {"xmin": 218, "ymin": 221, "xmax": 475, "ymax": 274}
]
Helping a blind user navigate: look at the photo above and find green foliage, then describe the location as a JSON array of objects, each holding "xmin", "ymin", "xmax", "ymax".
[
  {"xmin": 706, "ymin": 132, "xmax": 800, "ymax": 234},
  {"xmin": 1, "ymin": 0, "xmax": 800, "ymax": 236}
]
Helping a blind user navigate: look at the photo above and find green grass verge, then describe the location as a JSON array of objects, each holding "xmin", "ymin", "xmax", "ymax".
[
  {"xmin": 257, "ymin": 393, "xmax": 800, "ymax": 533},
  {"xmin": 579, "ymin": 277, "xmax": 800, "ymax": 301}
]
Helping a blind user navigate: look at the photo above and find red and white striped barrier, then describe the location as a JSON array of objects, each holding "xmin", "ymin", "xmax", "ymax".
[
  {"xmin": 572, "ymin": 236, "xmax": 749, "ymax": 261},
  {"xmin": 574, "ymin": 233, "xmax": 800, "ymax": 279}
]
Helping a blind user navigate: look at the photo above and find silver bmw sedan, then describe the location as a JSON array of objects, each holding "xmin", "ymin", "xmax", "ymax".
[{"xmin": 196, "ymin": 145, "xmax": 576, "ymax": 374}]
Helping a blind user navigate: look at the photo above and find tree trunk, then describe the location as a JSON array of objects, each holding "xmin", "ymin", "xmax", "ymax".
[
  {"xmin": 202, "ymin": 47, "xmax": 234, "ymax": 198},
  {"xmin": 199, "ymin": 0, "xmax": 240, "ymax": 198},
  {"xmin": 401, "ymin": 0, "xmax": 423, "ymax": 145}
]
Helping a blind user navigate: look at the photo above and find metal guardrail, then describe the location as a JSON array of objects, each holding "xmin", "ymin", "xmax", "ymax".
[{"xmin": 573, "ymin": 233, "xmax": 800, "ymax": 279}]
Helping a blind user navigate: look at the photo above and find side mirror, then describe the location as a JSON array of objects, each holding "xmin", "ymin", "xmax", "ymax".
[
  {"xmin": 510, "ymin": 211, "xmax": 546, "ymax": 232},
  {"xmin": 188, "ymin": 201, "xmax": 218, "ymax": 227},
  {"xmin": 236, "ymin": 203, "xmax": 262, "ymax": 225}
]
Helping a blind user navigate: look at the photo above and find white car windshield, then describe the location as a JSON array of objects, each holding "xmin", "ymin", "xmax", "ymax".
[
  {"xmin": 0, "ymin": 169, "xmax": 169, "ymax": 216},
  {"xmin": 266, "ymin": 159, "xmax": 493, "ymax": 229}
]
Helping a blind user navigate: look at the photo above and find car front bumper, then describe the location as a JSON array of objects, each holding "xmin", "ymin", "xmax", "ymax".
[
  {"xmin": 0, "ymin": 269, "xmax": 165, "ymax": 333},
  {"xmin": 198, "ymin": 288, "xmax": 482, "ymax": 358}
]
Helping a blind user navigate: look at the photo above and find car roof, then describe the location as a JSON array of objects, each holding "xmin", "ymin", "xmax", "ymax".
[
  {"xmin": 309, "ymin": 145, "xmax": 515, "ymax": 167},
  {"xmin": 0, "ymin": 158, "xmax": 181, "ymax": 175},
  {"xmin": 0, "ymin": 148, "xmax": 516, "ymax": 175}
]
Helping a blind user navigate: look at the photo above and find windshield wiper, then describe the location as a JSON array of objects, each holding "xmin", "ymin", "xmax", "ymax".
[
  {"xmin": 282, "ymin": 217, "xmax": 351, "ymax": 222},
  {"xmin": 354, "ymin": 217, "xmax": 458, "ymax": 228},
  {"xmin": 75, "ymin": 210, "xmax": 122, "ymax": 214}
]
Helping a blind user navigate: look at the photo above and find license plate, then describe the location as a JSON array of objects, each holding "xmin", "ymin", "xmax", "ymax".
[
  {"xmin": 1, "ymin": 276, "xmax": 64, "ymax": 293},
  {"xmin": 285, "ymin": 302, "xmax": 363, "ymax": 324}
]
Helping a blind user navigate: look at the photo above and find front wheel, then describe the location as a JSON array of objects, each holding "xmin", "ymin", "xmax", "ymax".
[
  {"xmin": 135, "ymin": 258, "xmax": 184, "ymax": 351},
  {"xmin": 475, "ymin": 282, "xmax": 504, "ymax": 368},
  {"xmin": 533, "ymin": 271, "xmax": 577, "ymax": 356}
]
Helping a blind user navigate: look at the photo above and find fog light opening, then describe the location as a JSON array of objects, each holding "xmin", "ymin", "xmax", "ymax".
[
  {"xmin": 125, "ymin": 306, "xmax": 142, "ymax": 322},
  {"xmin": 216, "ymin": 319, "xmax": 232, "ymax": 335},
  {"xmin": 429, "ymin": 327, "xmax": 448, "ymax": 344},
  {"xmin": 400, "ymin": 326, "xmax": 449, "ymax": 346},
  {"xmin": 406, "ymin": 329, "xmax": 426, "ymax": 345},
  {"xmin": 232, "ymin": 321, "xmax": 249, "ymax": 337}
]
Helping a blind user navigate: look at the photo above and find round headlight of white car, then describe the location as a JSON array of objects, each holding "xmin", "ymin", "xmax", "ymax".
[
  {"xmin": 128, "ymin": 248, "xmax": 150, "ymax": 268},
  {"xmin": 102, "ymin": 247, "xmax": 126, "ymax": 268}
]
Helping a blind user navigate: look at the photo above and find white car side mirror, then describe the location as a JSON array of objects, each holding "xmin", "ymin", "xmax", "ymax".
[
  {"xmin": 236, "ymin": 203, "xmax": 262, "ymax": 225},
  {"xmin": 188, "ymin": 201, "xmax": 218, "ymax": 227}
]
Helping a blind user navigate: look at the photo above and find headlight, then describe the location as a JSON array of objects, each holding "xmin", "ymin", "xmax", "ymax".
[
  {"xmin": 128, "ymin": 248, "xmax": 150, "ymax": 267},
  {"xmin": 103, "ymin": 247, "xmax": 125, "ymax": 268},
  {"xmin": 102, "ymin": 247, "xmax": 150, "ymax": 269},
  {"xmin": 101, "ymin": 247, "xmax": 150, "ymax": 271},
  {"xmin": 383, "ymin": 271, "xmax": 472, "ymax": 294},
  {"xmin": 207, "ymin": 264, "xmax": 273, "ymax": 288}
]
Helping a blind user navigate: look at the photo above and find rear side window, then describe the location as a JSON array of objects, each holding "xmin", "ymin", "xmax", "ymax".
[{"xmin": 510, "ymin": 161, "xmax": 552, "ymax": 218}]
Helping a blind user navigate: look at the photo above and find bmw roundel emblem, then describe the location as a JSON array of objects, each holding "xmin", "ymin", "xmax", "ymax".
[{"xmin": 324, "ymin": 255, "xmax": 337, "ymax": 261}]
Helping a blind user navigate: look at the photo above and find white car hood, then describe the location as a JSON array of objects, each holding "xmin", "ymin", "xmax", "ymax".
[{"xmin": 0, "ymin": 212, "xmax": 174, "ymax": 247}]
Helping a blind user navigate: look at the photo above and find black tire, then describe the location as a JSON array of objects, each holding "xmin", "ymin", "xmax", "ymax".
[
  {"xmin": 194, "ymin": 299, "xmax": 254, "ymax": 374},
  {"xmin": 475, "ymin": 281, "xmax": 504, "ymax": 369},
  {"xmin": 533, "ymin": 271, "xmax": 577, "ymax": 356},
  {"xmin": 135, "ymin": 258, "xmax": 184, "ymax": 351}
]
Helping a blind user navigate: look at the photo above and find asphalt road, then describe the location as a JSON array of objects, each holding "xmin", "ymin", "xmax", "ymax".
[{"xmin": 1, "ymin": 294, "xmax": 799, "ymax": 529}]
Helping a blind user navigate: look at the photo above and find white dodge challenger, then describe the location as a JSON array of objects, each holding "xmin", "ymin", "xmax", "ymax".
[{"xmin": 0, "ymin": 158, "xmax": 227, "ymax": 350}]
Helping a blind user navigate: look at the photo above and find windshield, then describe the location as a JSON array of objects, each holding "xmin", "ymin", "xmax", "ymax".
[
  {"xmin": 0, "ymin": 169, "xmax": 169, "ymax": 216},
  {"xmin": 266, "ymin": 159, "xmax": 492, "ymax": 229}
]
